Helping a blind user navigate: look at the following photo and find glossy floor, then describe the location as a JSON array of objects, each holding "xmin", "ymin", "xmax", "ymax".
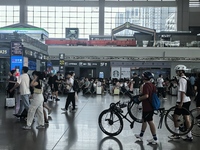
[{"xmin": 0, "ymin": 93, "xmax": 199, "ymax": 150}]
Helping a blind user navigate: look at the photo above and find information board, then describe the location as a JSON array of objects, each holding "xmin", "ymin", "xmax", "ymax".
[{"xmin": 11, "ymin": 42, "xmax": 23, "ymax": 56}]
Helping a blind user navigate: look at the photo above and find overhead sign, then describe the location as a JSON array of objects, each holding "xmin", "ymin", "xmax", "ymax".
[
  {"xmin": 0, "ymin": 48, "xmax": 10, "ymax": 57},
  {"xmin": 11, "ymin": 42, "xmax": 23, "ymax": 56},
  {"xmin": 65, "ymin": 28, "xmax": 79, "ymax": 39},
  {"xmin": 59, "ymin": 53, "xmax": 65, "ymax": 73}
]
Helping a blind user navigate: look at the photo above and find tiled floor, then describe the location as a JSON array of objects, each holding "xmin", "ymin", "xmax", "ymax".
[{"xmin": 0, "ymin": 92, "xmax": 199, "ymax": 150}]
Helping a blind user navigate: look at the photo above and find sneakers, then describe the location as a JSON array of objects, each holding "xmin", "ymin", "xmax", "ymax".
[
  {"xmin": 13, "ymin": 114, "xmax": 21, "ymax": 118},
  {"xmin": 45, "ymin": 120, "xmax": 49, "ymax": 124},
  {"xmin": 61, "ymin": 108, "xmax": 68, "ymax": 112},
  {"xmin": 22, "ymin": 125, "xmax": 31, "ymax": 130},
  {"xmin": 147, "ymin": 138, "xmax": 158, "ymax": 145},
  {"xmin": 163, "ymin": 97, "xmax": 167, "ymax": 100},
  {"xmin": 70, "ymin": 109, "xmax": 76, "ymax": 113},
  {"xmin": 181, "ymin": 135, "xmax": 193, "ymax": 142},
  {"xmin": 168, "ymin": 134, "xmax": 180, "ymax": 140},
  {"xmin": 55, "ymin": 98, "xmax": 60, "ymax": 101},
  {"xmin": 36, "ymin": 125, "xmax": 45, "ymax": 129},
  {"xmin": 135, "ymin": 134, "xmax": 143, "ymax": 141}
]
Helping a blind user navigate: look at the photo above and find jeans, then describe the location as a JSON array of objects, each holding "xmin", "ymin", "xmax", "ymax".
[{"xmin": 17, "ymin": 94, "xmax": 30, "ymax": 115}]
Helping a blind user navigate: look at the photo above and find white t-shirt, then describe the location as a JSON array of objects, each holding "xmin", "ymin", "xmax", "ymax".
[
  {"xmin": 17, "ymin": 73, "xmax": 31, "ymax": 95},
  {"xmin": 69, "ymin": 77, "xmax": 74, "ymax": 93},
  {"xmin": 157, "ymin": 77, "xmax": 164, "ymax": 87},
  {"xmin": 177, "ymin": 76, "xmax": 191, "ymax": 103}
]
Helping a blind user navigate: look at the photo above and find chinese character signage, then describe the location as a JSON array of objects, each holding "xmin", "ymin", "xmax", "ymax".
[
  {"xmin": 10, "ymin": 56, "xmax": 23, "ymax": 73},
  {"xmin": 11, "ymin": 42, "xmax": 23, "ymax": 56},
  {"xmin": 59, "ymin": 53, "xmax": 65, "ymax": 73}
]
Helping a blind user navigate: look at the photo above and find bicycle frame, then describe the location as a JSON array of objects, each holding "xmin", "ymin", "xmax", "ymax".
[{"xmin": 109, "ymin": 101, "xmax": 135, "ymax": 129}]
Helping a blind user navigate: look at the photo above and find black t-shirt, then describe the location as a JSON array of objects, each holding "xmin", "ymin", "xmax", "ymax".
[
  {"xmin": 53, "ymin": 75, "xmax": 58, "ymax": 86},
  {"xmin": 35, "ymin": 79, "xmax": 42, "ymax": 89},
  {"xmin": 7, "ymin": 76, "xmax": 16, "ymax": 90},
  {"xmin": 48, "ymin": 76, "xmax": 54, "ymax": 85},
  {"xmin": 133, "ymin": 77, "xmax": 140, "ymax": 88}
]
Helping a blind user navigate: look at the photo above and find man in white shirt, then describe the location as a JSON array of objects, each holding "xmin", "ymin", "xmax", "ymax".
[
  {"xmin": 61, "ymin": 71, "xmax": 76, "ymax": 112},
  {"xmin": 12, "ymin": 66, "xmax": 31, "ymax": 117},
  {"xmin": 168, "ymin": 65, "xmax": 193, "ymax": 141},
  {"xmin": 156, "ymin": 74, "xmax": 167, "ymax": 99}
]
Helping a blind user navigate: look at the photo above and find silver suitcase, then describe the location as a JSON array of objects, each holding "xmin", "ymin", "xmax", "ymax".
[{"xmin": 5, "ymin": 98, "xmax": 15, "ymax": 108}]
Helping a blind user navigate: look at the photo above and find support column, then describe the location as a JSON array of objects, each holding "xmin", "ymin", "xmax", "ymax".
[
  {"xmin": 99, "ymin": 0, "xmax": 105, "ymax": 35},
  {"xmin": 20, "ymin": 0, "xmax": 27, "ymax": 24},
  {"xmin": 177, "ymin": 0, "xmax": 189, "ymax": 31}
]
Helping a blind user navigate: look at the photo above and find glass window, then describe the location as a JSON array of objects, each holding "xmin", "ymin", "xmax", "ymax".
[
  {"xmin": 27, "ymin": 6, "xmax": 99, "ymax": 38},
  {"xmin": 104, "ymin": 6, "xmax": 177, "ymax": 35},
  {"xmin": 0, "ymin": 6, "xmax": 20, "ymax": 28}
]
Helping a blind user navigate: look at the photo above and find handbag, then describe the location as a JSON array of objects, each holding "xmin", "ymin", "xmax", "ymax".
[
  {"xmin": 34, "ymin": 88, "xmax": 42, "ymax": 94},
  {"xmin": 34, "ymin": 80, "xmax": 43, "ymax": 94}
]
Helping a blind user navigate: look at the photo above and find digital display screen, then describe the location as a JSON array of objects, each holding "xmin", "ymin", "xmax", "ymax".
[
  {"xmin": 10, "ymin": 56, "xmax": 23, "ymax": 73},
  {"xmin": 65, "ymin": 28, "xmax": 79, "ymax": 39},
  {"xmin": 28, "ymin": 60, "xmax": 36, "ymax": 70},
  {"xmin": 11, "ymin": 42, "xmax": 23, "ymax": 55}
]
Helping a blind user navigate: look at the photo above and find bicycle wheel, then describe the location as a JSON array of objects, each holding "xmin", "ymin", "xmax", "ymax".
[
  {"xmin": 190, "ymin": 108, "xmax": 200, "ymax": 137},
  {"xmin": 165, "ymin": 106, "xmax": 194, "ymax": 136},
  {"xmin": 98, "ymin": 136, "xmax": 123, "ymax": 150},
  {"xmin": 98, "ymin": 109, "xmax": 123, "ymax": 136},
  {"xmin": 127, "ymin": 100, "xmax": 143, "ymax": 123}
]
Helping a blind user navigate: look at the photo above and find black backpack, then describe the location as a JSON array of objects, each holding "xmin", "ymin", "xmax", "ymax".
[
  {"xmin": 182, "ymin": 77, "xmax": 195, "ymax": 97},
  {"xmin": 73, "ymin": 79, "xmax": 79, "ymax": 92}
]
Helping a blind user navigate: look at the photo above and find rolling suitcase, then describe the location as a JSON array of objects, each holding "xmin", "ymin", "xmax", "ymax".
[{"xmin": 5, "ymin": 97, "xmax": 15, "ymax": 108}]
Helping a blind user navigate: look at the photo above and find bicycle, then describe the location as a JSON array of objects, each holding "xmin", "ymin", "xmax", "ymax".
[
  {"xmin": 129, "ymin": 99, "xmax": 200, "ymax": 137},
  {"xmin": 98, "ymin": 95, "xmax": 141, "ymax": 136},
  {"xmin": 99, "ymin": 90, "xmax": 200, "ymax": 137}
]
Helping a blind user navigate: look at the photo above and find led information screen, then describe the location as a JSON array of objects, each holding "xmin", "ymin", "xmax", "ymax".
[
  {"xmin": 11, "ymin": 42, "xmax": 23, "ymax": 56},
  {"xmin": 65, "ymin": 28, "xmax": 79, "ymax": 39},
  {"xmin": 10, "ymin": 56, "xmax": 23, "ymax": 73}
]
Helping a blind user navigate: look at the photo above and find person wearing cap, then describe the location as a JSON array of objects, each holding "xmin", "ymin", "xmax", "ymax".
[
  {"xmin": 134, "ymin": 71, "xmax": 158, "ymax": 145},
  {"xmin": 168, "ymin": 65, "xmax": 193, "ymax": 141}
]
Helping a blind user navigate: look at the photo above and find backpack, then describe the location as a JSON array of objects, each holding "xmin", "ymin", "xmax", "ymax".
[
  {"xmin": 182, "ymin": 77, "xmax": 195, "ymax": 97},
  {"xmin": 147, "ymin": 83, "xmax": 161, "ymax": 110},
  {"xmin": 151, "ymin": 93, "xmax": 161, "ymax": 110},
  {"xmin": 73, "ymin": 79, "xmax": 79, "ymax": 92}
]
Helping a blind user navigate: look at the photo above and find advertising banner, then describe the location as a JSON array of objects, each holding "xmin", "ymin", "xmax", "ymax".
[
  {"xmin": 121, "ymin": 67, "xmax": 130, "ymax": 79},
  {"xmin": 111, "ymin": 67, "xmax": 120, "ymax": 79}
]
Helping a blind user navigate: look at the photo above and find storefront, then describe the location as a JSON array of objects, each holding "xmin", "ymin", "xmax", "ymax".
[
  {"xmin": 50, "ymin": 60, "xmax": 110, "ymax": 79},
  {"xmin": 111, "ymin": 61, "xmax": 171, "ymax": 79},
  {"xmin": 65, "ymin": 61, "xmax": 110, "ymax": 79},
  {"xmin": 23, "ymin": 48, "xmax": 48, "ymax": 72}
]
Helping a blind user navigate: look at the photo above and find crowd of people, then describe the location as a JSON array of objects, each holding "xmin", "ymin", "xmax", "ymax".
[{"xmin": 5, "ymin": 64, "xmax": 200, "ymax": 144}]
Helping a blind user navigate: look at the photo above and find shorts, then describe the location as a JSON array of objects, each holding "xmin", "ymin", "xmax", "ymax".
[
  {"xmin": 142, "ymin": 111, "xmax": 154, "ymax": 122},
  {"xmin": 174, "ymin": 102, "xmax": 191, "ymax": 116},
  {"xmin": 195, "ymin": 94, "xmax": 200, "ymax": 107},
  {"xmin": 54, "ymin": 85, "xmax": 58, "ymax": 91}
]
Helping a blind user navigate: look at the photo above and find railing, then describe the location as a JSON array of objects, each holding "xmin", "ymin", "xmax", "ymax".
[{"xmin": 45, "ymin": 39, "xmax": 137, "ymax": 47}]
